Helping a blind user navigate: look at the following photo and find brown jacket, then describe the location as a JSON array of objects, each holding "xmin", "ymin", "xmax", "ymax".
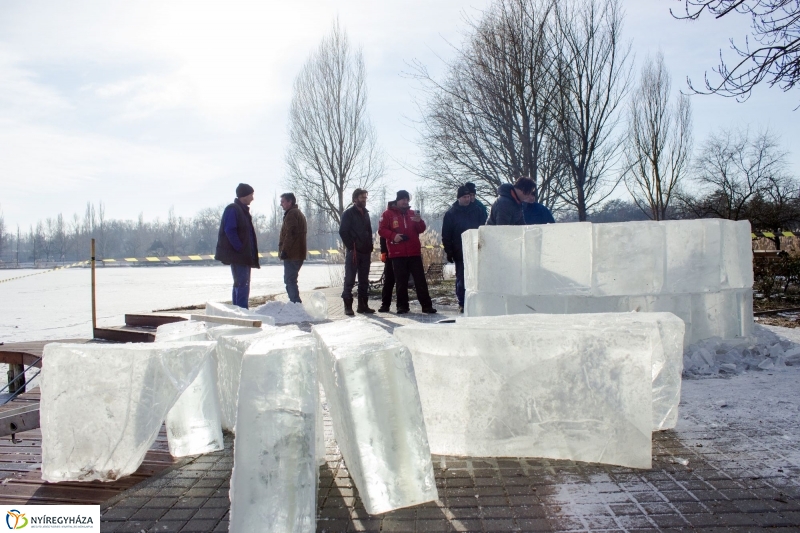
[{"xmin": 279, "ymin": 205, "xmax": 307, "ymax": 261}]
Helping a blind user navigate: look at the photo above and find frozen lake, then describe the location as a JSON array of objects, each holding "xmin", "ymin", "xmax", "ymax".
[{"xmin": 0, "ymin": 264, "xmax": 334, "ymax": 343}]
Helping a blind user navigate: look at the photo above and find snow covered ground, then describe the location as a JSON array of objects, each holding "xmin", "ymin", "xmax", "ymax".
[{"xmin": 0, "ymin": 264, "xmax": 332, "ymax": 343}]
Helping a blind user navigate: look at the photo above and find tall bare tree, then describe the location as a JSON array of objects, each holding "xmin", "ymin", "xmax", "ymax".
[
  {"xmin": 552, "ymin": 0, "xmax": 631, "ymax": 220},
  {"xmin": 0, "ymin": 206, "xmax": 6, "ymax": 259},
  {"xmin": 415, "ymin": 0, "xmax": 566, "ymax": 210},
  {"xmin": 286, "ymin": 20, "xmax": 385, "ymax": 225},
  {"xmin": 673, "ymin": 0, "xmax": 800, "ymax": 101},
  {"xmin": 624, "ymin": 52, "xmax": 693, "ymax": 220}
]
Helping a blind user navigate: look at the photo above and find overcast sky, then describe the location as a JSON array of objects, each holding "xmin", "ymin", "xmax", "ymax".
[{"xmin": 1, "ymin": 0, "xmax": 798, "ymax": 229}]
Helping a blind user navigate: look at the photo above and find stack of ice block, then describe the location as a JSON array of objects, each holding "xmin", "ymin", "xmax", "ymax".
[
  {"xmin": 229, "ymin": 330, "xmax": 319, "ymax": 533},
  {"xmin": 312, "ymin": 319, "xmax": 438, "ymax": 514},
  {"xmin": 462, "ymin": 220, "xmax": 753, "ymax": 345},
  {"xmin": 205, "ymin": 301, "xmax": 276, "ymax": 325},
  {"xmin": 40, "ymin": 342, "xmax": 216, "ymax": 482},
  {"xmin": 155, "ymin": 321, "xmax": 224, "ymax": 457},
  {"xmin": 394, "ymin": 312, "xmax": 686, "ymax": 469}
]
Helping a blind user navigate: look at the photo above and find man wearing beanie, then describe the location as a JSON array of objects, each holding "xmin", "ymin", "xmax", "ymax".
[
  {"xmin": 338, "ymin": 188, "xmax": 375, "ymax": 316},
  {"xmin": 278, "ymin": 192, "xmax": 307, "ymax": 304},
  {"xmin": 377, "ymin": 190, "xmax": 437, "ymax": 314},
  {"xmin": 442, "ymin": 185, "xmax": 485, "ymax": 312},
  {"xmin": 464, "ymin": 182, "xmax": 488, "ymax": 221},
  {"xmin": 215, "ymin": 183, "xmax": 259, "ymax": 308}
]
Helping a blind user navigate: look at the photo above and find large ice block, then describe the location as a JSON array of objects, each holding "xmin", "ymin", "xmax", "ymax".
[
  {"xmin": 155, "ymin": 321, "xmax": 224, "ymax": 457},
  {"xmin": 393, "ymin": 314, "xmax": 683, "ymax": 469},
  {"xmin": 229, "ymin": 330, "xmax": 318, "ymax": 533},
  {"xmin": 209, "ymin": 325, "xmax": 294, "ymax": 431},
  {"xmin": 205, "ymin": 301, "xmax": 276, "ymax": 326},
  {"xmin": 40, "ymin": 342, "xmax": 216, "ymax": 482},
  {"xmin": 312, "ymin": 319, "xmax": 438, "ymax": 515}
]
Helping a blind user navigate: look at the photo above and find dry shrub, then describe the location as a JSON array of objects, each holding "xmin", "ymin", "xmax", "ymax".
[{"xmin": 420, "ymin": 229, "xmax": 445, "ymax": 270}]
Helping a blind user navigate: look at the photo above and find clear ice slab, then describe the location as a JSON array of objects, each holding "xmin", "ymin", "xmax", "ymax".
[
  {"xmin": 312, "ymin": 318, "xmax": 438, "ymax": 514},
  {"xmin": 40, "ymin": 341, "xmax": 216, "ymax": 482},
  {"xmin": 394, "ymin": 313, "xmax": 685, "ymax": 469},
  {"xmin": 229, "ymin": 330, "xmax": 318, "ymax": 533},
  {"xmin": 204, "ymin": 301, "xmax": 276, "ymax": 325},
  {"xmin": 155, "ymin": 321, "xmax": 224, "ymax": 457}
]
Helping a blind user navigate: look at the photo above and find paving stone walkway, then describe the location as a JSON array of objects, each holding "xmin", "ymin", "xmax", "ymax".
[{"xmin": 99, "ymin": 290, "xmax": 800, "ymax": 532}]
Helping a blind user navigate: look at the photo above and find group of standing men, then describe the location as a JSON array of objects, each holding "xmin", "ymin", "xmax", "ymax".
[{"xmin": 215, "ymin": 177, "xmax": 553, "ymax": 312}]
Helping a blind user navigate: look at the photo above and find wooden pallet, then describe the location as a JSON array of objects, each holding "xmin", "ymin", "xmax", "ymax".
[{"xmin": 0, "ymin": 389, "xmax": 178, "ymax": 505}]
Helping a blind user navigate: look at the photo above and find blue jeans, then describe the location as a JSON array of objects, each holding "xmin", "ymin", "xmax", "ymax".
[
  {"xmin": 455, "ymin": 259, "xmax": 465, "ymax": 307},
  {"xmin": 284, "ymin": 259, "xmax": 304, "ymax": 303},
  {"xmin": 231, "ymin": 264, "xmax": 251, "ymax": 309}
]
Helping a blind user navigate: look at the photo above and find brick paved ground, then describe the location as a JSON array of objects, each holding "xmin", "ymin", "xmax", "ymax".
[{"xmin": 99, "ymin": 291, "xmax": 800, "ymax": 532}]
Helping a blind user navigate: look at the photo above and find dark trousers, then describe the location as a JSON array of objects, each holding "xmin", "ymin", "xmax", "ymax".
[
  {"xmin": 381, "ymin": 259, "xmax": 396, "ymax": 307},
  {"xmin": 283, "ymin": 259, "xmax": 304, "ymax": 303},
  {"xmin": 455, "ymin": 259, "xmax": 465, "ymax": 307},
  {"xmin": 342, "ymin": 249, "xmax": 371, "ymax": 299},
  {"xmin": 392, "ymin": 256, "xmax": 433, "ymax": 311},
  {"xmin": 231, "ymin": 264, "xmax": 251, "ymax": 309}
]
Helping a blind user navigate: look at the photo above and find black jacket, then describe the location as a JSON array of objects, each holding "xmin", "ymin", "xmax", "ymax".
[
  {"xmin": 442, "ymin": 201, "xmax": 485, "ymax": 261},
  {"xmin": 487, "ymin": 183, "xmax": 525, "ymax": 226},
  {"xmin": 215, "ymin": 199, "xmax": 260, "ymax": 268},
  {"xmin": 339, "ymin": 204, "xmax": 374, "ymax": 254}
]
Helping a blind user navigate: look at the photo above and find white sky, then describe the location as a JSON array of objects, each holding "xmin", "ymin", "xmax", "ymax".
[{"xmin": 0, "ymin": 0, "xmax": 798, "ymax": 229}]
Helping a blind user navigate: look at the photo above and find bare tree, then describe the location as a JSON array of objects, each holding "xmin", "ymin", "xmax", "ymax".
[
  {"xmin": 683, "ymin": 127, "xmax": 791, "ymax": 221},
  {"xmin": 552, "ymin": 0, "xmax": 632, "ymax": 221},
  {"xmin": 624, "ymin": 52, "xmax": 693, "ymax": 220},
  {"xmin": 414, "ymin": 0, "xmax": 566, "ymax": 210},
  {"xmin": 0, "ymin": 205, "xmax": 5, "ymax": 260},
  {"xmin": 286, "ymin": 20, "xmax": 385, "ymax": 226},
  {"xmin": 673, "ymin": 0, "xmax": 800, "ymax": 101}
]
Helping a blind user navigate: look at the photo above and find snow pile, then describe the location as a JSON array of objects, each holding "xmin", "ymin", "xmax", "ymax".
[
  {"xmin": 683, "ymin": 324, "xmax": 800, "ymax": 378},
  {"xmin": 254, "ymin": 301, "xmax": 319, "ymax": 324}
]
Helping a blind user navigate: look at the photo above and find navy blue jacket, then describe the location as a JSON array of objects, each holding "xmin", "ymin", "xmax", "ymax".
[
  {"xmin": 442, "ymin": 201, "xmax": 485, "ymax": 261},
  {"xmin": 523, "ymin": 202, "xmax": 555, "ymax": 225},
  {"xmin": 486, "ymin": 183, "xmax": 525, "ymax": 226},
  {"xmin": 339, "ymin": 204, "xmax": 374, "ymax": 254},
  {"xmin": 215, "ymin": 199, "xmax": 260, "ymax": 268}
]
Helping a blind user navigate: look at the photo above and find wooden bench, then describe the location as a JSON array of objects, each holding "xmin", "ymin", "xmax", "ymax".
[{"xmin": 368, "ymin": 262, "xmax": 385, "ymax": 289}]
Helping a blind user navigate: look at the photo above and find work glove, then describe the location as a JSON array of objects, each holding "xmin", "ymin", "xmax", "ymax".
[{"xmin": 380, "ymin": 252, "xmax": 387, "ymax": 263}]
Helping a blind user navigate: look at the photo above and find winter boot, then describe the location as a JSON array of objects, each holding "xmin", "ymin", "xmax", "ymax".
[
  {"xmin": 378, "ymin": 302, "xmax": 391, "ymax": 313},
  {"xmin": 357, "ymin": 296, "xmax": 375, "ymax": 314},
  {"xmin": 343, "ymin": 298, "xmax": 355, "ymax": 316}
]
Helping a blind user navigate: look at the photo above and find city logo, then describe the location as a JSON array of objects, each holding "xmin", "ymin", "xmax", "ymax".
[{"xmin": 5, "ymin": 510, "xmax": 27, "ymax": 530}]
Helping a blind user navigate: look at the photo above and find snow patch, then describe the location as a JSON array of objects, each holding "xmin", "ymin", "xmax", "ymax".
[{"xmin": 683, "ymin": 324, "xmax": 800, "ymax": 378}]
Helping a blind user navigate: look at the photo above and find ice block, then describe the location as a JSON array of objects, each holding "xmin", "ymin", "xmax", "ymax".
[
  {"xmin": 205, "ymin": 301, "xmax": 276, "ymax": 326},
  {"xmin": 229, "ymin": 330, "xmax": 318, "ymax": 533},
  {"xmin": 393, "ymin": 314, "xmax": 681, "ymax": 469},
  {"xmin": 40, "ymin": 342, "xmax": 216, "ymax": 482},
  {"xmin": 155, "ymin": 321, "xmax": 224, "ymax": 457},
  {"xmin": 312, "ymin": 319, "xmax": 438, "ymax": 514}
]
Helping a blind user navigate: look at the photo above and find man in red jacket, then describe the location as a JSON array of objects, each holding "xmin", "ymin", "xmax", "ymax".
[{"xmin": 378, "ymin": 190, "xmax": 437, "ymax": 314}]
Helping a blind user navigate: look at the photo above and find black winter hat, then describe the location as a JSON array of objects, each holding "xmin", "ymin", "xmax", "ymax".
[
  {"xmin": 457, "ymin": 185, "xmax": 471, "ymax": 199},
  {"xmin": 236, "ymin": 183, "xmax": 254, "ymax": 198},
  {"xmin": 465, "ymin": 182, "xmax": 477, "ymax": 194},
  {"xmin": 395, "ymin": 190, "xmax": 411, "ymax": 201}
]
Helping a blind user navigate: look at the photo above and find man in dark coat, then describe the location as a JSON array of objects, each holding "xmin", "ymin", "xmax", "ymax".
[
  {"xmin": 377, "ymin": 202, "xmax": 397, "ymax": 313},
  {"xmin": 464, "ymin": 182, "xmax": 488, "ymax": 221},
  {"xmin": 278, "ymin": 192, "xmax": 307, "ymax": 304},
  {"xmin": 377, "ymin": 190, "xmax": 436, "ymax": 314},
  {"xmin": 442, "ymin": 185, "xmax": 485, "ymax": 312},
  {"xmin": 523, "ymin": 193, "xmax": 556, "ymax": 225},
  {"xmin": 338, "ymin": 188, "xmax": 375, "ymax": 316},
  {"xmin": 486, "ymin": 177, "xmax": 537, "ymax": 226},
  {"xmin": 215, "ymin": 183, "xmax": 260, "ymax": 309}
]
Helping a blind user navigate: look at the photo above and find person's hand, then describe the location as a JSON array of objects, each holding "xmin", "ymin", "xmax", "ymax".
[
  {"xmin": 393, "ymin": 234, "xmax": 404, "ymax": 243},
  {"xmin": 279, "ymin": 250, "xmax": 287, "ymax": 260},
  {"xmin": 411, "ymin": 215, "xmax": 421, "ymax": 222},
  {"xmin": 380, "ymin": 252, "xmax": 387, "ymax": 263},
  {"xmin": 446, "ymin": 253, "xmax": 454, "ymax": 263}
]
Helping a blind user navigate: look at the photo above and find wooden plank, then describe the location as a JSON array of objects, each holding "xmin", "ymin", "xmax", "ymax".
[
  {"xmin": 190, "ymin": 314, "xmax": 262, "ymax": 327},
  {"xmin": 124, "ymin": 314, "xmax": 187, "ymax": 328},
  {"xmin": 0, "ymin": 404, "xmax": 39, "ymax": 437},
  {"xmin": 0, "ymin": 340, "xmax": 90, "ymax": 367},
  {"xmin": 93, "ymin": 327, "xmax": 155, "ymax": 343}
]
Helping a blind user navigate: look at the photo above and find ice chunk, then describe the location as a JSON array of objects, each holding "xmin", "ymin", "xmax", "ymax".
[
  {"xmin": 229, "ymin": 330, "xmax": 318, "ymax": 533},
  {"xmin": 209, "ymin": 325, "xmax": 289, "ymax": 432},
  {"xmin": 664, "ymin": 219, "xmax": 722, "ymax": 293},
  {"xmin": 523, "ymin": 222, "xmax": 593, "ymax": 295},
  {"xmin": 205, "ymin": 301, "xmax": 276, "ymax": 326},
  {"xmin": 721, "ymin": 219, "xmax": 754, "ymax": 289},
  {"xmin": 303, "ymin": 290, "xmax": 328, "ymax": 320},
  {"xmin": 592, "ymin": 222, "xmax": 666, "ymax": 296},
  {"xmin": 394, "ymin": 314, "xmax": 674, "ymax": 469},
  {"xmin": 476, "ymin": 225, "xmax": 525, "ymax": 294},
  {"xmin": 154, "ymin": 321, "xmax": 224, "ymax": 457},
  {"xmin": 313, "ymin": 319, "xmax": 438, "ymax": 514},
  {"xmin": 40, "ymin": 342, "xmax": 216, "ymax": 482},
  {"xmin": 462, "ymin": 229, "xmax": 479, "ymax": 291}
]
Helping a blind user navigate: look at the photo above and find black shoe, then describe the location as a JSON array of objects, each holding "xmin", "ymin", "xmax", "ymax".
[
  {"xmin": 378, "ymin": 304, "xmax": 391, "ymax": 313},
  {"xmin": 458, "ymin": 306, "xmax": 464, "ymax": 314},
  {"xmin": 356, "ymin": 296, "xmax": 375, "ymax": 314},
  {"xmin": 343, "ymin": 298, "xmax": 354, "ymax": 316},
  {"xmin": 421, "ymin": 307, "xmax": 438, "ymax": 314},
  {"xmin": 396, "ymin": 308, "xmax": 409, "ymax": 314}
]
